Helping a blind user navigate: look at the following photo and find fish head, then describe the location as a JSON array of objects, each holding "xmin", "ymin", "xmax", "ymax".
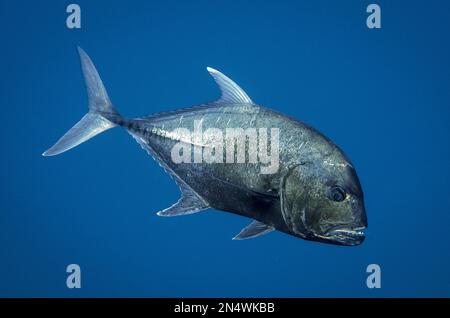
[{"xmin": 280, "ymin": 160, "xmax": 367, "ymax": 246}]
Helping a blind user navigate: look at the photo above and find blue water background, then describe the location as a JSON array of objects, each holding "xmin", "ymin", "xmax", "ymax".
[{"xmin": 1, "ymin": 0, "xmax": 449, "ymax": 296}]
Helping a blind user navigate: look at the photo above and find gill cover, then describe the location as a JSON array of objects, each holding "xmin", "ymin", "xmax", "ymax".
[{"xmin": 280, "ymin": 164, "xmax": 310, "ymax": 238}]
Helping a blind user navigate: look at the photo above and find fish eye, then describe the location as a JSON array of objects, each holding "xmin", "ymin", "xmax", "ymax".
[{"xmin": 330, "ymin": 187, "xmax": 346, "ymax": 202}]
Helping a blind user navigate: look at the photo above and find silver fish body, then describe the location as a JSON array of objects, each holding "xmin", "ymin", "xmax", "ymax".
[{"xmin": 44, "ymin": 48, "xmax": 367, "ymax": 246}]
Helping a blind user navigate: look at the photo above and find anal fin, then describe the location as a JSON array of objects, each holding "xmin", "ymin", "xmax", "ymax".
[
  {"xmin": 157, "ymin": 182, "xmax": 209, "ymax": 217},
  {"xmin": 233, "ymin": 220, "xmax": 275, "ymax": 240},
  {"xmin": 128, "ymin": 132, "xmax": 209, "ymax": 217}
]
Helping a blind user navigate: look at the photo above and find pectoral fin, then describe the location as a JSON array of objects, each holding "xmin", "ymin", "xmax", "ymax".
[{"xmin": 233, "ymin": 220, "xmax": 275, "ymax": 240}]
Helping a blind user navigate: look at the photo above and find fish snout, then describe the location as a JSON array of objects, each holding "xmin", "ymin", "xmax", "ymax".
[{"xmin": 324, "ymin": 224, "xmax": 367, "ymax": 246}]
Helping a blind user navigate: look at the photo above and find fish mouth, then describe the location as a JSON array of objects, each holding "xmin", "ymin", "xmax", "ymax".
[{"xmin": 320, "ymin": 225, "xmax": 366, "ymax": 246}]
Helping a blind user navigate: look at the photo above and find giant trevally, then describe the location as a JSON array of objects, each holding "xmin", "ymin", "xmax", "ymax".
[{"xmin": 43, "ymin": 47, "xmax": 367, "ymax": 246}]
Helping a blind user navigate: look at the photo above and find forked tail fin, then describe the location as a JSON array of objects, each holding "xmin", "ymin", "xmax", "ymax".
[{"xmin": 43, "ymin": 47, "xmax": 120, "ymax": 156}]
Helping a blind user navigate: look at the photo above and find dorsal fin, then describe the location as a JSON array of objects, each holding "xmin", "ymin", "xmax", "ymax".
[
  {"xmin": 207, "ymin": 67, "xmax": 253, "ymax": 104},
  {"xmin": 233, "ymin": 220, "xmax": 275, "ymax": 240}
]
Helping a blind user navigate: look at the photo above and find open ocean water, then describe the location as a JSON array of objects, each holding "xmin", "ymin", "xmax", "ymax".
[{"xmin": 0, "ymin": 0, "xmax": 449, "ymax": 297}]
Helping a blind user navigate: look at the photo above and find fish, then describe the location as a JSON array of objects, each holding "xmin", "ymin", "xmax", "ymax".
[{"xmin": 43, "ymin": 47, "xmax": 367, "ymax": 246}]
